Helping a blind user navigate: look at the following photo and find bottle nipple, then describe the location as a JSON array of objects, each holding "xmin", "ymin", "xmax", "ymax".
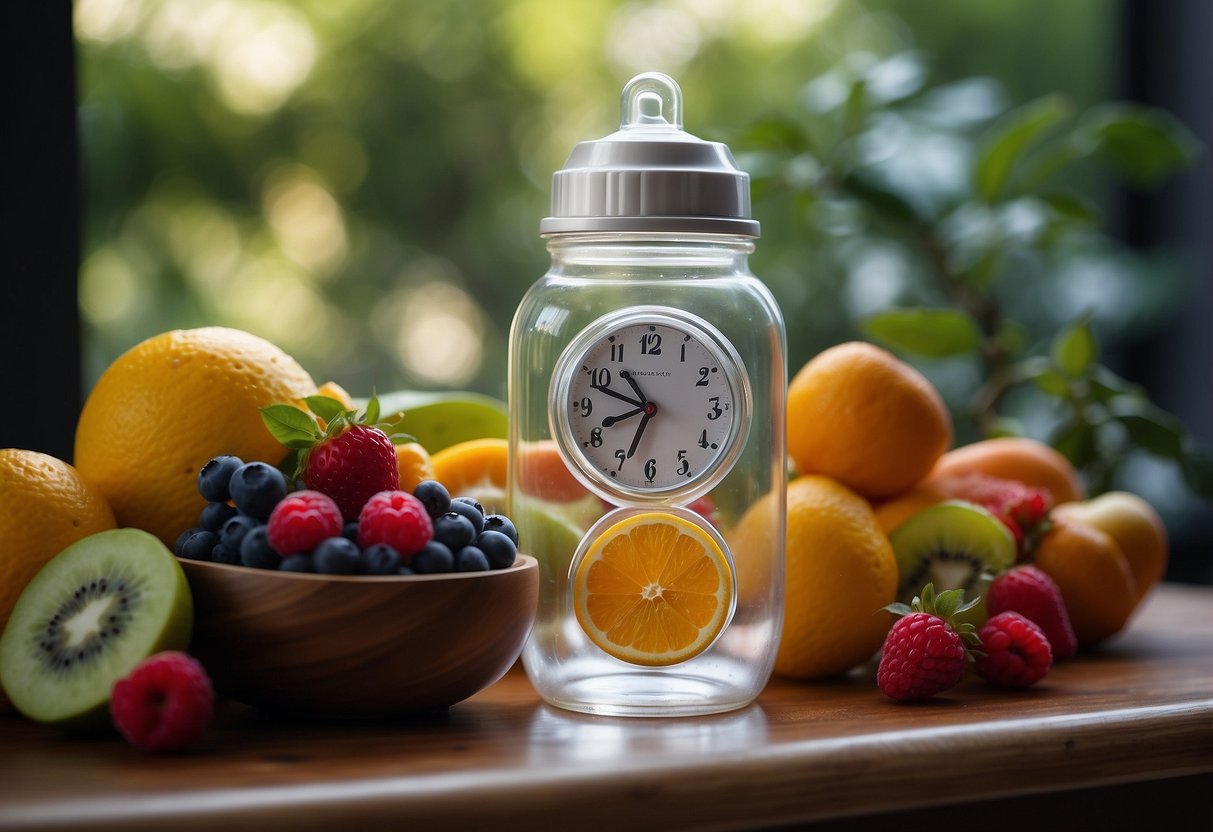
[{"xmin": 619, "ymin": 72, "xmax": 683, "ymax": 132}]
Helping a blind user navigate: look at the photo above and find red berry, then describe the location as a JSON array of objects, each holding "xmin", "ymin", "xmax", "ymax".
[
  {"xmin": 877, "ymin": 583, "xmax": 981, "ymax": 701},
  {"xmin": 109, "ymin": 652, "xmax": 213, "ymax": 752},
  {"xmin": 946, "ymin": 474, "xmax": 1053, "ymax": 556},
  {"xmin": 976, "ymin": 611, "xmax": 1053, "ymax": 688},
  {"xmin": 986, "ymin": 565, "xmax": 1078, "ymax": 660},
  {"xmin": 877, "ymin": 613, "xmax": 968, "ymax": 700},
  {"xmin": 306, "ymin": 425, "xmax": 400, "ymax": 521},
  {"xmin": 358, "ymin": 490, "xmax": 433, "ymax": 557},
  {"xmin": 266, "ymin": 490, "xmax": 344, "ymax": 556}
]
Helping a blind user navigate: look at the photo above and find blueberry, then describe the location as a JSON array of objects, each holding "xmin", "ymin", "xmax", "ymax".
[
  {"xmin": 174, "ymin": 527, "xmax": 202, "ymax": 556},
  {"xmin": 483, "ymin": 514, "xmax": 519, "ymax": 547},
  {"xmin": 280, "ymin": 554, "xmax": 316, "ymax": 573},
  {"xmin": 220, "ymin": 514, "xmax": 261, "ymax": 551},
  {"xmin": 454, "ymin": 545, "xmax": 490, "ymax": 572},
  {"xmin": 410, "ymin": 540, "xmax": 454, "ymax": 574},
  {"xmin": 476, "ymin": 530, "xmax": 517, "ymax": 569},
  {"xmin": 449, "ymin": 497, "xmax": 486, "ymax": 534},
  {"xmin": 358, "ymin": 544, "xmax": 401, "ymax": 575},
  {"xmin": 342, "ymin": 521, "xmax": 361, "ymax": 542},
  {"xmin": 432, "ymin": 512, "xmax": 476, "ymax": 550},
  {"xmin": 228, "ymin": 462, "xmax": 287, "ymax": 520},
  {"xmin": 198, "ymin": 455, "xmax": 244, "ymax": 502},
  {"xmin": 180, "ymin": 530, "xmax": 218, "ymax": 561},
  {"xmin": 413, "ymin": 480, "xmax": 451, "ymax": 518},
  {"xmin": 199, "ymin": 501, "xmax": 238, "ymax": 533},
  {"xmin": 240, "ymin": 526, "xmax": 281, "ymax": 570},
  {"xmin": 313, "ymin": 537, "xmax": 360, "ymax": 574},
  {"xmin": 397, "ymin": 565, "xmax": 416, "ymax": 575},
  {"xmin": 211, "ymin": 543, "xmax": 241, "ymax": 565}
]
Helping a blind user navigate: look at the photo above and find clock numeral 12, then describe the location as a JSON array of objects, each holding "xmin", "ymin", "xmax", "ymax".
[{"xmin": 639, "ymin": 333, "xmax": 662, "ymax": 355}]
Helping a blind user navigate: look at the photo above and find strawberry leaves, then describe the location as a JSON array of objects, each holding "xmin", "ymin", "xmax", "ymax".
[{"xmin": 260, "ymin": 394, "xmax": 416, "ymax": 481}]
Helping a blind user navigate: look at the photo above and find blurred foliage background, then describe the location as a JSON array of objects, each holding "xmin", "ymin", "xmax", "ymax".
[{"xmin": 73, "ymin": 0, "xmax": 1210, "ymax": 576}]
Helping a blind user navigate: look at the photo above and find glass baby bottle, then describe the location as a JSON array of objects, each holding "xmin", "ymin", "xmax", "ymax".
[{"xmin": 508, "ymin": 73, "xmax": 787, "ymax": 716}]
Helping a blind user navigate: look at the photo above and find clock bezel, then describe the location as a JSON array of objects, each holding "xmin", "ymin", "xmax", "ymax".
[{"xmin": 548, "ymin": 306, "xmax": 752, "ymax": 506}]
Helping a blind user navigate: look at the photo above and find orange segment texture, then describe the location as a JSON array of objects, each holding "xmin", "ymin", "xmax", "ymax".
[{"xmin": 575, "ymin": 513, "xmax": 733, "ymax": 667}]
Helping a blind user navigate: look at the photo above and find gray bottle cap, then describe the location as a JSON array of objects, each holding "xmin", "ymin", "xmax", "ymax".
[{"xmin": 540, "ymin": 73, "xmax": 759, "ymax": 237}]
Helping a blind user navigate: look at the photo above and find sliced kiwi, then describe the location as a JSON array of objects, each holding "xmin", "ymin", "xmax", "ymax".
[
  {"xmin": 890, "ymin": 500, "xmax": 1015, "ymax": 625},
  {"xmin": 0, "ymin": 528, "xmax": 193, "ymax": 730}
]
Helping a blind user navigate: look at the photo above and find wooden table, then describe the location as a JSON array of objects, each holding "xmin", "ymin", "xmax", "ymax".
[{"xmin": 2, "ymin": 583, "xmax": 1211, "ymax": 831}]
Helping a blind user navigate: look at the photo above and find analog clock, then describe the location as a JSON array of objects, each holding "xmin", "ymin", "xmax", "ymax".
[{"xmin": 550, "ymin": 307, "xmax": 751, "ymax": 505}]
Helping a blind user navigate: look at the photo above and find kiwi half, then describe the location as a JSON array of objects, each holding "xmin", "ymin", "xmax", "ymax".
[
  {"xmin": 890, "ymin": 500, "xmax": 1015, "ymax": 625},
  {"xmin": 0, "ymin": 528, "xmax": 193, "ymax": 729}
]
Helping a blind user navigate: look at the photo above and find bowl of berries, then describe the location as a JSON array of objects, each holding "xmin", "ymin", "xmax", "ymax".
[{"xmin": 173, "ymin": 444, "xmax": 538, "ymax": 718}]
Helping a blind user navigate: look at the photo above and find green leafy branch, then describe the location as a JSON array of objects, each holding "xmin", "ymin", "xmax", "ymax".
[{"xmin": 740, "ymin": 52, "xmax": 1209, "ymax": 497}]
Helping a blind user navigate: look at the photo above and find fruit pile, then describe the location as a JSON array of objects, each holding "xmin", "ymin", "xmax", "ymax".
[
  {"xmin": 757, "ymin": 340, "xmax": 1170, "ymax": 700},
  {"xmin": 175, "ymin": 453, "xmax": 519, "ymax": 575}
]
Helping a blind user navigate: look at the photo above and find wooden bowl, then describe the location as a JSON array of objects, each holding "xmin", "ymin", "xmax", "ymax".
[{"xmin": 177, "ymin": 556, "xmax": 538, "ymax": 717}]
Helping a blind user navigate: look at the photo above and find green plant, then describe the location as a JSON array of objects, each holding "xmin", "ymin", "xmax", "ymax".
[{"xmin": 740, "ymin": 51, "xmax": 1208, "ymax": 498}]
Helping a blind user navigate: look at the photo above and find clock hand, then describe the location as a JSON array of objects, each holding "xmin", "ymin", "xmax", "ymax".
[
  {"xmin": 619, "ymin": 370, "xmax": 648, "ymax": 405},
  {"xmin": 590, "ymin": 381, "xmax": 644, "ymax": 408},
  {"xmin": 601, "ymin": 406, "xmax": 644, "ymax": 427},
  {"xmin": 626, "ymin": 402, "xmax": 658, "ymax": 459}
]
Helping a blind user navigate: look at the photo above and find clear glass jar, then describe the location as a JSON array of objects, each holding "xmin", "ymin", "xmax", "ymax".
[{"xmin": 509, "ymin": 233, "xmax": 786, "ymax": 716}]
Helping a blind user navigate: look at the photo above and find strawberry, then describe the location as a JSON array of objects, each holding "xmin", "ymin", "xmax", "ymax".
[
  {"xmin": 877, "ymin": 583, "xmax": 981, "ymax": 701},
  {"xmin": 976, "ymin": 611, "xmax": 1053, "ymax": 688},
  {"xmin": 261, "ymin": 394, "xmax": 411, "ymax": 521},
  {"xmin": 986, "ymin": 565, "xmax": 1077, "ymax": 660},
  {"xmin": 944, "ymin": 474, "xmax": 1053, "ymax": 557}
]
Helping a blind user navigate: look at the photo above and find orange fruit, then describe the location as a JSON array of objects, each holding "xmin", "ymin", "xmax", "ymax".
[
  {"xmin": 573, "ymin": 511, "xmax": 734, "ymax": 667},
  {"xmin": 928, "ymin": 437, "xmax": 1084, "ymax": 505},
  {"xmin": 0, "ymin": 450, "xmax": 117, "ymax": 710},
  {"xmin": 1052, "ymin": 492, "xmax": 1167, "ymax": 605},
  {"xmin": 787, "ymin": 342, "xmax": 951, "ymax": 500},
  {"xmin": 872, "ymin": 478, "xmax": 955, "ymax": 535},
  {"xmin": 430, "ymin": 437, "xmax": 508, "ymax": 514},
  {"xmin": 516, "ymin": 439, "xmax": 590, "ymax": 503},
  {"xmin": 733, "ymin": 475, "xmax": 898, "ymax": 679},
  {"xmin": 313, "ymin": 380, "xmax": 354, "ymax": 410},
  {"xmin": 74, "ymin": 328, "xmax": 316, "ymax": 546},
  {"xmin": 1033, "ymin": 516, "xmax": 1138, "ymax": 647},
  {"xmin": 395, "ymin": 442, "xmax": 436, "ymax": 494}
]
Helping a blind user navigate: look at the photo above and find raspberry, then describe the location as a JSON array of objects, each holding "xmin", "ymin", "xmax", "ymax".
[
  {"xmin": 267, "ymin": 490, "xmax": 344, "ymax": 556},
  {"xmin": 976, "ymin": 611, "xmax": 1053, "ymax": 688},
  {"xmin": 358, "ymin": 490, "xmax": 433, "ymax": 557},
  {"xmin": 987, "ymin": 565, "xmax": 1078, "ymax": 660},
  {"xmin": 877, "ymin": 583, "xmax": 980, "ymax": 701},
  {"xmin": 109, "ymin": 652, "xmax": 213, "ymax": 752}
]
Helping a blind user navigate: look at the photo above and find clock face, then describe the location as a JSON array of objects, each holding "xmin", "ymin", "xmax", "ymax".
[{"xmin": 550, "ymin": 308, "xmax": 750, "ymax": 504}]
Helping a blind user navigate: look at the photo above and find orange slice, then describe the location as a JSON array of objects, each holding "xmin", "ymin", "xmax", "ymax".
[{"xmin": 574, "ymin": 512, "xmax": 734, "ymax": 667}]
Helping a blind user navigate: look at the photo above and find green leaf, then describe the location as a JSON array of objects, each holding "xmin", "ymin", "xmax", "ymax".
[
  {"xmin": 1051, "ymin": 319, "xmax": 1097, "ymax": 378},
  {"xmin": 1078, "ymin": 103, "xmax": 1202, "ymax": 188},
  {"xmin": 841, "ymin": 170, "xmax": 920, "ymax": 223},
  {"xmin": 1051, "ymin": 418, "xmax": 1097, "ymax": 468},
  {"xmin": 740, "ymin": 117, "xmax": 808, "ymax": 153},
  {"xmin": 1181, "ymin": 448, "xmax": 1213, "ymax": 499},
  {"xmin": 1031, "ymin": 367, "xmax": 1070, "ymax": 398},
  {"xmin": 1041, "ymin": 192, "xmax": 1099, "ymax": 225},
  {"xmin": 1110, "ymin": 399, "xmax": 1186, "ymax": 460},
  {"xmin": 861, "ymin": 308, "xmax": 981, "ymax": 358},
  {"xmin": 363, "ymin": 394, "xmax": 381, "ymax": 426},
  {"xmin": 974, "ymin": 94, "xmax": 1073, "ymax": 203},
  {"xmin": 1088, "ymin": 365, "xmax": 1145, "ymax": 402},
  {"xmin": 304, "ymin": 395, "xmax": 347, "ymax": 424},
  {"xmin": 260, "ymin": 404, "xmax": 320, "ymax": 448}
]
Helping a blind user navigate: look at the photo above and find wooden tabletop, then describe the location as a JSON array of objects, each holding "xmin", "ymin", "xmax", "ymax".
[{"xmin": 2, "ymin": 583, "xmax": 1211, "ymax": 831}]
